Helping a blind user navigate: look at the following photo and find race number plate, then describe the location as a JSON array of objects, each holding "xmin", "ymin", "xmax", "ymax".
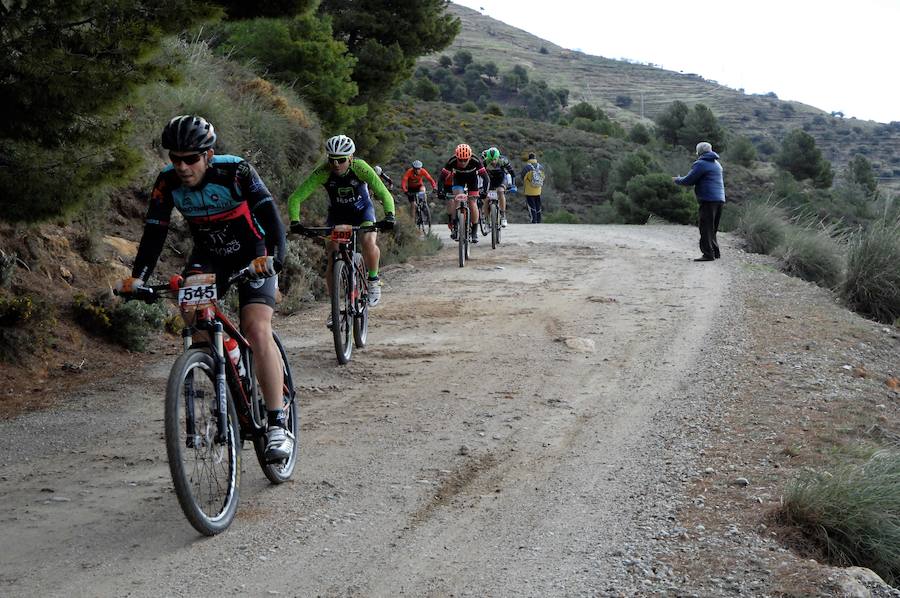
[
  {"xmin": 331, "ymin": 224, "xmax": 353, "ymax": 243},
  {"xmin": 487, "ymin": 190, "xmax": 498, "ymax": 200},
  {"xmin": 178, "ymin": 273, "xmax": 217, "ymax": 309}
]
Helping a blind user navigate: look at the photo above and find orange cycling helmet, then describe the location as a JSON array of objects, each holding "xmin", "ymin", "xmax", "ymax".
[{"xmin": 455, "ymin": 143, "xmax": 472, "ymax": 161}]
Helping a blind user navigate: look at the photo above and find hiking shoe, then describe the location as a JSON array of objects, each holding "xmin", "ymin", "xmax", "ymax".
[
  {"xmin": 265, "ymin": 426, "xmax": 293, "ymax": 462},
  {"xmin": 470, "ymin": 231, "xmax": 479, "ymax": 244},
  {"xmin": 500, "ymin": 216, "xmax": 508, "ymax": 228},
  {"xmin": 450, "ymin": 226, "xmax": 458, "ymax": 241},
  {"xmin": 367, "ymin": 276, "xmax": 381, "ymax": 307},
  {"xmin": 326, "ymin": 313, "xmax": 333, "ymax": 329}
]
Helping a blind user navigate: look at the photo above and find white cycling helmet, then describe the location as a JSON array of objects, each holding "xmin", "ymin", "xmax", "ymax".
[
  {"xmin": 412, "ymin": 160, "xmax": 423, "ymax": 169},
  {"xmin": 325, "ymin": 134, "xmax": 355, "ymax": 157},
  {"xmin": 374, "ymin": 165, "xmax": 383, "ymax": 175}
]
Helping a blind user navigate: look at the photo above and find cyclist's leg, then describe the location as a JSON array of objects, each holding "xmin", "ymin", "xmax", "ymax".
[
  {"xmin": 239, "ymin": 302, "xmax": 283, "ymax": 410},
  {"xmin": 360, "ymin": 230, "xmax": 380, "ymax": 276},
  {"xmin": 407, "ymin": 191, "xmax": 417, "ymax": 222},
  {"xmin": 498, "ymin": 186, "xmax": 507, "ymax": 213}
]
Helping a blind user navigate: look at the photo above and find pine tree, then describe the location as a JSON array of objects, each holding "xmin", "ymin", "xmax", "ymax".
[{"xmin": 653, "ymin": 101, "xmax": 689, "ymax": 147}]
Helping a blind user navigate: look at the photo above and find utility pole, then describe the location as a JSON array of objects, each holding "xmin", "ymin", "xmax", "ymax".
[{"xmin": 640, "ymin": 92, "xmax": 644, "ymax": 119}]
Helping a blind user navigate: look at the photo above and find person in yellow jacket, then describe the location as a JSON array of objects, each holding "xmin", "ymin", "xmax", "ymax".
[{"xmin": 519, "ymin": 153, "xmax": 545, "ymax": 223}]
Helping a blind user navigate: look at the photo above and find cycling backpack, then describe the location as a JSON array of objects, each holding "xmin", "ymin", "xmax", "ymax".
[{"xmin": 529, "ymin": 164, "xmax": 544, "ymax": 187}]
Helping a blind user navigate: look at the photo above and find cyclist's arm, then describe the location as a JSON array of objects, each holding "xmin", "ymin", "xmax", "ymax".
[
  {"xmin": 352, "ymin": 159, "xmax": 395, "ymax": 214},
  {"xmin": 423, "ymin": 169, "xmax": 438, "ymax": 190},
  {"xmin": 239, "ymin": 162, "xmax": 286, "ymax": 265},
  {"xmin": 476, "ymin": 161, "xmax": 490, "ymax": 195},
  {"xmin": 132, "ymin": 173, "xmax": 174, "ymax": 281},
  {"xmin": 287, "ymin": 164, "xmax": 330, "ymax": 222},
  {"xmin": 400, "ymin": 168, "xmax": 411, "ymax": 193}
]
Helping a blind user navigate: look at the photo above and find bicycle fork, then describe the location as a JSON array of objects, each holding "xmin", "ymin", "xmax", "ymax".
[{"xmin": 212, "ymin": 323, "xmax": 229, "ymax": 444}]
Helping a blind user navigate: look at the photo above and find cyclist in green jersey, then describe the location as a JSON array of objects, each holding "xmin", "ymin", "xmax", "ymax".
[{"xmin": 287, "ymin": 135, "xmax": 395, "ymax": 310}]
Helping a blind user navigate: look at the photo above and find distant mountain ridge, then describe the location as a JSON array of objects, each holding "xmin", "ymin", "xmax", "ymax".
[{"xmin": 426, "ymin": 3, "xmax": 899, "ymax": 192}]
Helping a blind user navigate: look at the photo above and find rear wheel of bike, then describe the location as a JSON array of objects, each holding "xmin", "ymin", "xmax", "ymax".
[
  {"xmin": 352, "ymin": 253, "xmax": 369, "ymax": 348},
  {"xmin": 490, "ymin": 205, "xmax": 499, "ymax": 249},
  {"xmin": 458, "ymin": 209, "xmax": 467, "ymax": 268},
  {"xmin": 253, "ymin": 332, "xmax": 299, "ymax": 483},
  {"xmin": 165, "ymin": 349, "xmax": 240, "ymax": 536},
  {"xmin": 331, "ymin": 258, "xmax": 353, "ymax": 364}
]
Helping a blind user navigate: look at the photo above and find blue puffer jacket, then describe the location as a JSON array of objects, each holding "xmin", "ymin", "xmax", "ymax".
[{"xmin": 674, "ymin": 151, "xmax": 725, "ymax": 202}]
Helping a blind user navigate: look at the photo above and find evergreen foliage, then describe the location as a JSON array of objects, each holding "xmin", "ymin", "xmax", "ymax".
[
  {"xmin": 848, "ymin": 155, "xmax": 877, "ymax": 196},
  {"xmin": 776, "ymin": 129, "xmax": 834, "ymax": 188},
  {"xmin": 728, "ymin": 136, "xmax": 757, "ymax": 167},
  {"xmin": 654, "ymin": 100, "xmax": 689, "ymax": 146},
  {"xmin": 615, "ymin": 173, "xmax": 695, "ymax": 224},
  {"xmin": 210, "ymin": 15, "xmax": 362, "ymax": 129},
  {"xmin": 319, "ymin": 0, "xmax": 460, "ymax": 151},
  {"xmin": 0, "ymin": 0, "xmax": 218, "ymax": 221},
  {"xmin": 680, "ymin": 104, "xmax": 727, "ymax": 151}
]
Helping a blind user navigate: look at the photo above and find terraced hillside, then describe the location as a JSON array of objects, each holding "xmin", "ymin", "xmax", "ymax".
[{"xmin": 422, "ymin": 3, "xmax": 900, "ymax": 193}]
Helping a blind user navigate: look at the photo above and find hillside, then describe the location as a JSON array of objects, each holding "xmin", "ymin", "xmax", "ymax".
[{"xmin": 427, "ymin": 3, "xmax": 900, "ymax": 193}]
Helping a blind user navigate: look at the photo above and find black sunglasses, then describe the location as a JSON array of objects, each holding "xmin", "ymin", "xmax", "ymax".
[
  {"xmin": 169, "ymin": 152, "xmax": 204, "ymax": 165},
  {"xmin": 328, "ymin": 156, "xmax": 349, "ymax": 165}
]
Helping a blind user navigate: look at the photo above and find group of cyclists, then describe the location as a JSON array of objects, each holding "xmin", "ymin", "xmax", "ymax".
[
  {"xmin": 373, "ymin": 143, "xmax": 517, "ymax": 243},
  {"xmin": 116, "ymin": 114, "xmax": 529, "ymax": 464}
]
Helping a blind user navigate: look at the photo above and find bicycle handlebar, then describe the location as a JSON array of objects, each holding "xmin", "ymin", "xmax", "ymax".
[
  {"xmin": 114, "ymin": 267, "xmax": 262, "ymax": 303},
  {"xmin": 290, "ymin": 220, "xmax": 392, "ymax": 238}
]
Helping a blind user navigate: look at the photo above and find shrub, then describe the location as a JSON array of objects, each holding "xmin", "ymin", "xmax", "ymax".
[
  {"xmin": 628, "ymin": 123, "xmax": 652, "ymax": 145},
  {"xmin": 0, "ymin": 295, "xmax": 55, "ymax": 364},
  {"xmin": 728, "ymin": 136, "xmax": 757, "ymax": 167},
  {"xmin": 73, "ymin": 293, "xmax": 168, "ymax": 352},
  {"xmin": 543, "ymin": 209, "xmax": 580, "ymax": 224},
  {"xmin": 781, "ymin": 451, "xmax": 900, "ymax": 585},
  {"xmin": 461, "ymin": 101, "xmax": 478, "ymax": 113},
  {"xmin": 621, "ymin": 174, "xmax": 695, "ymax": 225},
  {"xmin": 774, "ymin": 222, "xmax": 845, "ymax": 288},
  {"xmin": 735, "ymin": 200, "xmax": 788, "ymax": 254},
  {"xmin": 840, "ymin": 217, "xmax": 900, "ymax": 324}
]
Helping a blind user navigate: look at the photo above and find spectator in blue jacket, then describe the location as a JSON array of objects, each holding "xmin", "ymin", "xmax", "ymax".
[{"xmin": 673, "ymin": 142, "xmax": 726, "ymax": 261}]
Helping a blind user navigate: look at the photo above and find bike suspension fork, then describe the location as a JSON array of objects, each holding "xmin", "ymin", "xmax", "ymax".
[
  {"xmin": 212, "ymin": 322, "xmax": 229, "ymax": 444},
  {"xmin": 181, "ymin": 328, "xmax": 196, "ymax": 443}
]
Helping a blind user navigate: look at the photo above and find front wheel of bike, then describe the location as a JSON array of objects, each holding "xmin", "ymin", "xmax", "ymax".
[
  {"xmin": 479, "ymin": 204, "xmax": 490, "ymax": 236},
  {"xmin": 253, "ymin": 332, "xmax": 299, "ymax": 483},
  {"xmin": 421, "ymin": 202, "xmax": 432, "ymax": 235},
  {"xmin": 458, "ymin": 209, "xmax": 467, "ymax": 268},
  {"xmin": 490, "ymin": 206, "xmax": 499, "ymax": 249},
  {"xmin": 165, "ymin": 349, "xmax": 241, "ymax": 536},
  {"xmin": 331, "ymin": 258, "xmax": 353, "ymax": 364},
  {"xmin": 352, "ymin": 253, "xmax": 369, "ymax": 348}
]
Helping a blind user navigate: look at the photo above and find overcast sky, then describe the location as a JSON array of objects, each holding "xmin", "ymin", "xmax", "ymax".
[{"xmin": 453, "ymin": 0, "xmax": 899, "ymax": 123}]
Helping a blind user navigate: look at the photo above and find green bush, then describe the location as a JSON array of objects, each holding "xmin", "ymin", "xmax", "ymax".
[
  {"xmin": 616, "ymin": 174, "xmax": 694, "ymax": 225},
  {"xmin": 73, "ymin": 293, "xmax": 168, "ymax": 352},
  {"xmin": 774, "ymin": 223, "xmax": 845, "ymax": 288},
  {"xmin": 728, "ymin": 136, "xmax": 757, "ymax": 167},
  {"xmin": 543, "ymin": 209, "xmax": 580, "ymax": 224},
  {"xmin": 841, "ymin": 218, "xmax": 900, "ymax": 324},
  {"xmin": 735, "ymin": 200, "xmax": 788, "ymax": 254},
  {"xmin": 781, "ymin": 451, "xmax": 900, "ymax": 585},
  {"xmin": 584, "ymin": 203, "xmax": 625, "ymax": 224},
  {"xmin": 0, "ymin": 295, "xmax": 55, "ymax": 364},
  {"xmin": 461, "ymin": 101, "xmax": 478, "ymax": 113}
]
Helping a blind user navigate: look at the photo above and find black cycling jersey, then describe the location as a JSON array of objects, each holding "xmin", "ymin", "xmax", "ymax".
[
  {"xmin": 438, "ymin": 156, "xmax": 489, "ymax": 196},
  {"xmin": 132, "ymin": 155, "xmax": 286, "ymax": 281}
]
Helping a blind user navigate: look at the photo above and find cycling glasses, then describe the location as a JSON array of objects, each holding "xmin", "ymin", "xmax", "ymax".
[
  {"xmin": 169, "ymin": 152, "xmax": 204, "ymax": 165},
  {"xmin": 328, "ymin": 156, "xmax": 349, "ymax": 165}
]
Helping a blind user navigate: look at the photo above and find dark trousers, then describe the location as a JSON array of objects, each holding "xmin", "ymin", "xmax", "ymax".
[
  {"xmin": 698, "ymin": 201, "xmax": 723, "ymax": 258},
  {"xmin": 526, "ymin": 195, "xmax": 542, "ymax": 223}
]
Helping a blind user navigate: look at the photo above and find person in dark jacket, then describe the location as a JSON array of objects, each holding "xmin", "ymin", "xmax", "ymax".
[{"xmin": 673, "ymin": 142, "xmax": 726, "ymax": 261}]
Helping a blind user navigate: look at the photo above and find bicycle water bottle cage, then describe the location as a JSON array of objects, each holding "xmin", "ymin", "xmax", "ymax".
[{"xmin": 331, "ymin": 224, "xmax": 353, "ymax": 243}]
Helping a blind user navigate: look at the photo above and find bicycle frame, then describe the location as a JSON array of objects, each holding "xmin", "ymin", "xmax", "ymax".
[{"xmin": 301, "ymin": 224, "xmax": 376, "ymax": 312}]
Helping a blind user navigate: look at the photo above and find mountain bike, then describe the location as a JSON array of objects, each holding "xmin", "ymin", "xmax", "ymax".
[
  {"xmin": 414, "ymin": 190, "xmax": 431, "ymax": 235},
  {"xmin": 292, "ymin": 222, "xmax": 389, "ymax": 364},
  {"xmin": 117, "ymin": 268, "xmax": 298, "ymax": 536},
  {"xmin": 452, "ymin": 187, "xmax": 472, "ymax": 268}
]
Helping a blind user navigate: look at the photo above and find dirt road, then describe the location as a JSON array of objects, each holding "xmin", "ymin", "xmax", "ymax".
[{"xmin": 0, "ymin": 224, "xmax": 732, "ymax": 596}]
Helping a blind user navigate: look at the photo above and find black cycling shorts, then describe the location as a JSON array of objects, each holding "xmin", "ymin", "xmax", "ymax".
[{"xmin": 488, "ymin": 171, "xmax": 506, "ymax": 190}]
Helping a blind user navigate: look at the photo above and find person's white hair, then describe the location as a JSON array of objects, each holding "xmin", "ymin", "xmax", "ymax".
[{"xmin": 696, "ymin": 142, "xmax": 712, "ymax": 155}]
